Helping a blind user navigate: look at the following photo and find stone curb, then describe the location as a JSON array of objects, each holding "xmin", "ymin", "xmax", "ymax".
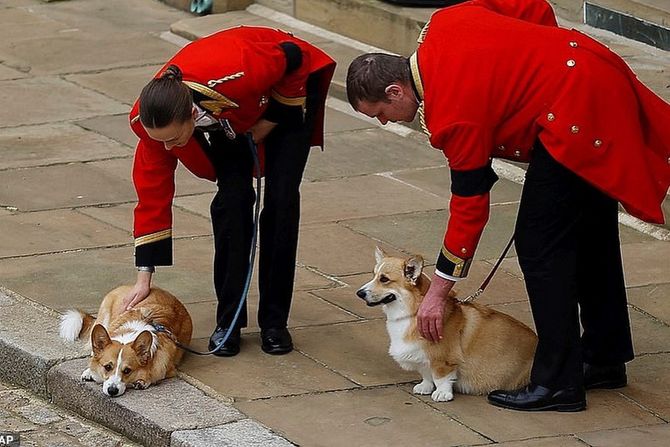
[{"xmin": 0, "ymin": 288, "xmax": 295, "ymax": 446}]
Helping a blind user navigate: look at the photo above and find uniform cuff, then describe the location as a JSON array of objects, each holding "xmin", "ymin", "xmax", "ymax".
[{"xmin": 436, "ymin": 247, "xmax": 472, "ymax": 278}]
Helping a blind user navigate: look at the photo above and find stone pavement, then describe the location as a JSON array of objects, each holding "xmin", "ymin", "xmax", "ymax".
[
  {"xmin": 0, "ymin": 0, "xmax": 669, "ymax": 446},
  {"xmin": 0, "ymin": 379, "xmax": 139, "ymax": 447}
]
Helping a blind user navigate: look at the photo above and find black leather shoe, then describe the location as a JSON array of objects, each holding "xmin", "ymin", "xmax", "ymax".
[
  {"xmin": 584, "ymin": 363, "xmax": 627, "ymax": 390},
  {"xmin": 261, "ymin": 327, "xmax": 293, "ymax": 355},
  {"xmin": 208, "ymin": 327, "xmax": 240, "ymax": 357},
  {"xmin": 488, "ymin": 383, "xmax": 586, "ymax": 412}
]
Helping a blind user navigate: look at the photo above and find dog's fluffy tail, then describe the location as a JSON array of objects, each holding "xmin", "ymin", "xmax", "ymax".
[{"xmin": 59, "ymin": 310, "xmax": 95, "ymax": 342}]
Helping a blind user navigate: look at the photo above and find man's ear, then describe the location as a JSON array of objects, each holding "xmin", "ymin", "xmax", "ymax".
[
  {"xmin": 384, "ymin": 84, "xmax": 403, "ymax": 100},
  {"xmin": 91, "ymin": 324, "xmax": 111, "ymax": 355},
  {"xmin": 404, "ymin": 255, "xmax": 424, "ymax": 285}
]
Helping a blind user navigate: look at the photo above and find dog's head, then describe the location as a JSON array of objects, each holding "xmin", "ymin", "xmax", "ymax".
[
  {"xmin": 89, "ymin": 324, "xmax": 155, "ymax": 397},
  {"xmin": 356, "ymin": 247, "xmax": 426, "ymax": 311}
]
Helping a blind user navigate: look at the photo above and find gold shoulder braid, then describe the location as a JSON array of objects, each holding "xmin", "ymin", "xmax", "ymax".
[
  {"xmin": 182, "ymin": 81, "xmax": 239, "ymax": 115},
  {"xmin": 417, "ymin": 19, "xmax": 430, "ymax": 44}
]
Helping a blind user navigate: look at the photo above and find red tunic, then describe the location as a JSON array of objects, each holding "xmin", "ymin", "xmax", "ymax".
[
  {"xmin": 410, "ymin": 0, "xmax": 670, "ymax": 278},
  {"xmin": 129, "ymin": 26, "xmax": 336, "ymax": 266}
]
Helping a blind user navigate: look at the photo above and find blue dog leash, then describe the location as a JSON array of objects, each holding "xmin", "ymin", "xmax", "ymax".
[{"xmin": 153, "ymin": 133, "xmax": 261, "ymax": 355}]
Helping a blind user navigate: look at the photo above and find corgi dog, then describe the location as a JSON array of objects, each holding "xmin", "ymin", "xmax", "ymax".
[
  {"xmin": 356, "ymin": 248, "xmax": 537, "ymax": 402},
  {"xmin": 59, "ymin": 285, "xmax": 192, "ymax": 397}
]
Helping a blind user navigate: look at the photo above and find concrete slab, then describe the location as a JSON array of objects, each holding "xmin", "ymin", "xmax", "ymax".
[
  {"xmin": 301, "ymin": 174, "xmax": 446, "ymax": 224},
  {"xmin": 0, "ymin": 288, "xmax": 88, "ymax": 396},
  {"xmin": 577, "ymin": 423, "xmax": 670, "ymax": 447},
  {"xmin": 236, "ymin": 387, "xmax": 487, "ymax": 447},
  {"xmin": 67, "ymin": 65, "xmax": 162, "ymax": 105},
  {"xmin": 171, "ymin": 419, "xmax": 293, "ymax": 447},
  {"xmin": 78, "ymin": 202, "xmax": 212, "ymax": 238},
  {"xmin": 343, "ymin": 203, "xmax": 519, "ymax": 262},
  {"xmin": 0, "ymin": 31, "xmax": 175, "ymax": 76},
  {"xmin": 415, "ymin": 390, "xmax": 662, "ymax": 442},
  {"xmin": 627, "ymin": 283, "xmax": 670, "ymax": 325},
  {"xmin": 323, "ymin": 107, "xmax": 375, "ymax": 134},
  {"xmin": 0, "ymin": 123, "xmax": 132, "ymax": 170},
  {"xmin": 30, "ymin": 0, "xmax": 190, "ymax": 34},
  {"xmin": 622, "ymin": 241, "xmax": 670, "ymax": 287},
  {"xmin": 304, "ymin": 128, "xmax": 444, "ymax": 181},
  {"xmin": 48, "ymin": 358, "xmax": 245, "ymax": 447},
  {"xmin": 313, "ymin": 39, "xmax": 365, "ymax": 92},
  {"xmin": 493, "ymin": 437, "xmax": 587, "ymax": 446},
  {"xmin": 186, "ymin": 290, "xmax": 359, "ymax": 338},
  {"xmin": 0, "ymin": 162, "xmax": 136, "ymax": 211},
  {"xmin": 0, "ymin": 210, "xmax": 130, "ymax": 258},
  {"xmin": 0, "ymin": 6, "xmax": 71, "ymax": 44},
  {"xmin": 294, "ymin": 320, "xmax": 418, "ymax": 386},
  {"xmin": 623, "ymin": 353, "xmax": 670, "ymax": 420},
  {"xmin": 179, "ymin": 338, "xmax": 358, "ymax": 400},
  {"xmin": 0, "ymin": 77, "xmax": 127, "ymax": 128},
  {"xmin": 0, "ymin": 63, "xmax": 28, "ymax": 81},
  {"xmin": 630, "ymin": 308, "xmax": 670, "ymax": 355},
  {"xmin": 170, "ymin": 10, "xmax": 331, "ymax": 44},
  {"xmin": 76, "ymin": 114, "xmax": 138, "ymax": 148}
]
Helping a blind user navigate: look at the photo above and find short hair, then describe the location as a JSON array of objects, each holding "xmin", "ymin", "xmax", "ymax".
[
  {"xmin": 139, "ymin": 65, "xmax": 193, "ymax": 129},
  {"xmin": 346, "ymin": 53, "xmax": 411, "ymax": 108}
]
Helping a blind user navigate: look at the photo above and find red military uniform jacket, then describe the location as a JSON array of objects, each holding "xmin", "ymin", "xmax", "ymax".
[
  {"xmin": 129, "ymin": 26, "xmax": 336, "ymax": 266},
  {"xmin": 410, "ymin": 0, "xmax": 670, "ymax": 278}
]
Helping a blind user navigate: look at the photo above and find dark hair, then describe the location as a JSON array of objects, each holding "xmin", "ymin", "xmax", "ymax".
[
  {"xmin": 346, "ymin": 53, "xmax": 411, "ymax": 108},
  {"xmin": 139, "ymin": 65, "xmax": 193, "ymax": 128}
]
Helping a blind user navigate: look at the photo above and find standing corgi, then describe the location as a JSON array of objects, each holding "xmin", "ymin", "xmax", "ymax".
[
  {"xmin": 356, "ymin": 247, "xmax": 537, "ymax": 402},
  {"xmin": 59, "ymin": 285, "xmax": 192, "ymax": 397}
]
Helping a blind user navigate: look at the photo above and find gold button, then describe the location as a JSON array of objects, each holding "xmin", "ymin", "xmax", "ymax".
[
  {"xmin": 594, "ymin": 139, "xmax": 602, "ymax": 148},
  {"xmin": 497, "ymin": 145, "xmax": 505, "ymax": 151},
  {"xmin": 569, "ymin": 41, "xmax": 578, "ymax": 48},
  {"xmin": 547, "ymin": 113, "xmax": 555, "ymax": 121},
  {"xmin": 571, "ymin": 125, "xmax": 580, "ymax": 134},
  {"xmin": 567, "ymin": 59, "xmax": 576, "ymax": 67},
  {"xmin": 514, "ymin": 150, "xmax": 521, "ymax": 157},
  {"xmin": 667, "ymin": 157, "xmax": 670, "ymax": 164},
  {"xmin": 461, "ymin": 248, "xmax": 467, "ymax": 254}
]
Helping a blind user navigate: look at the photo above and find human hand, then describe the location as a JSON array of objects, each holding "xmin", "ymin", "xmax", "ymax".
[
  {"xmin": 417, "ymin": 275, "xmax": 455, "ymax": 342},
  {"xmin": 123, "ymin": 272, "xmax": 152, "ymax": 310}
]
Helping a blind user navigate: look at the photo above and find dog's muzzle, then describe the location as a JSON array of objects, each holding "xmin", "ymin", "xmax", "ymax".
[{"xmin": 356, "ymin": 289, "xmax": 397, "ymax": 307}]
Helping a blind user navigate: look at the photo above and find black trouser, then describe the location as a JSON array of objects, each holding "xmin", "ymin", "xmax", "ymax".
[
  {"xmin": 515, "ymin": 142, "xmax": 634, "ymax": 389},
  {"xmin": 205, "ymin": 77, "xmax": 319, "ymax": 332}
]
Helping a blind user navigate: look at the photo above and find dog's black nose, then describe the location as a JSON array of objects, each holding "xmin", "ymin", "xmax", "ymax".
[
  {"xmin": 356, "ymin": 289, "xmax": 367, "ymax": 299},
  {"xmin": 107, "ymin": 385, "xmax": 119, "ymax": 396}
]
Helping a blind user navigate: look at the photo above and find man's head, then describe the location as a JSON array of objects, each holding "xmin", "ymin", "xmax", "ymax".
[{"xmin": 346, "ymin": 53, "xmax": 420, "ymax": 124}]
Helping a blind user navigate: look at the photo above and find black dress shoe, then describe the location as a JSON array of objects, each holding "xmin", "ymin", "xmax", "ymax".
[
  {"xmin": 488, "ymin": 383, "xmax": 586, "ymax": 412},
  {"xmin": 261, "ymin": 327, "xmax": 293, "ymax": 355},
  {"xmin": 208, "ymin": 327, "xmax": 241, "ymax": 357},
  {"xmin": 584, "ymin": 363, "xmax": 627, "ymax": 390}
]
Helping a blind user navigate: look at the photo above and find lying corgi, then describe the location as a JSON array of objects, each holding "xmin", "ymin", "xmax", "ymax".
[
  {"xmin": 356, "ymin": 248, "xmax": 537, "ymax": 402},
  {"xmin": 59, "ymin": 285, "xmax": 192, "ymax": 397}
]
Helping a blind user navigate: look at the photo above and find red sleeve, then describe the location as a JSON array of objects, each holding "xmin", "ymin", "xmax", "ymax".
[
  {"xmin": 131, "ymin": 135, "xmax": 178, "ymax": 267},
  {"xmin": 430, "ymin": 122, "xmax": 496, "ymax": 278},
  {"xmin": 471, "ymin": 0, "xmax": 558, "ymax": 26}
]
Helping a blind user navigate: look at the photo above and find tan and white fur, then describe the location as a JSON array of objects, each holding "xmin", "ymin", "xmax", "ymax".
[
  {"xmin": 59, "ymin": 285, "xmax": 192, "ymax": 397},
  {"xmin": 356, "ymin": 248, "xmax": 537, "ymax": 402}
]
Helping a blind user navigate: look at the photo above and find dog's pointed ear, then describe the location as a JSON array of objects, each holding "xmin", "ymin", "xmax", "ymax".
[
  {"xmin": 404, "ymin": 255, "xmax": 424, "ymax": 285},
  {"xmin": 375, "ymin": 246, "xmax": 387, "ymax": 265},
  {"xmin": 91, "ymin": 324, "xmax": 111, "ymax": 355},
  {"xmin": 132, "ymin": 330, "xmax": 154, "ymax": 364}
]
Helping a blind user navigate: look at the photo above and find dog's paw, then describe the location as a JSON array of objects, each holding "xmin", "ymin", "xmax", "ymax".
[
  {"xmin": 431, "ymin": 389, "xmax": 454, "ymax": 402},
  {"xmin": 81, "ymin": 368, "xmax": 96, "ymax": 382},
  {"xmin": 413, "ymin": 381, "xmax": 435, "ymax": 395},
  {"xmin": 133, "ymin": 379, "xmax": 150, "ymax": 390}
]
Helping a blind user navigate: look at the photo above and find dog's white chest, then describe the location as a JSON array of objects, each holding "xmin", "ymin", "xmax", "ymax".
[{"xmin": 386, "ymin": 319, "xmax": 428, "ymax": 368}]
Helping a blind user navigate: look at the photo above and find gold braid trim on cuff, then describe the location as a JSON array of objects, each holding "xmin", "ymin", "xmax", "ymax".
[
  {"xmin": 271, "ymin": 90, "xmax": 306, "ymax": 107},
  {"xmin": 135, "ymin": 229, "xmax": 172, "ymax": 247}
]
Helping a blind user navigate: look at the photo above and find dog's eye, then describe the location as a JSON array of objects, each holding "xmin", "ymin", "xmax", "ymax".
[
  {"xmin": 104, "ymin": 364, "xmax": 113, "ymax": 372},
  {"xmin": 122, "ymin": 367, "xmax": 132, "ymax": 375},
  {"xmin": 380, "ymin": 275, "xmax": 390, "ymax": 283}
]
